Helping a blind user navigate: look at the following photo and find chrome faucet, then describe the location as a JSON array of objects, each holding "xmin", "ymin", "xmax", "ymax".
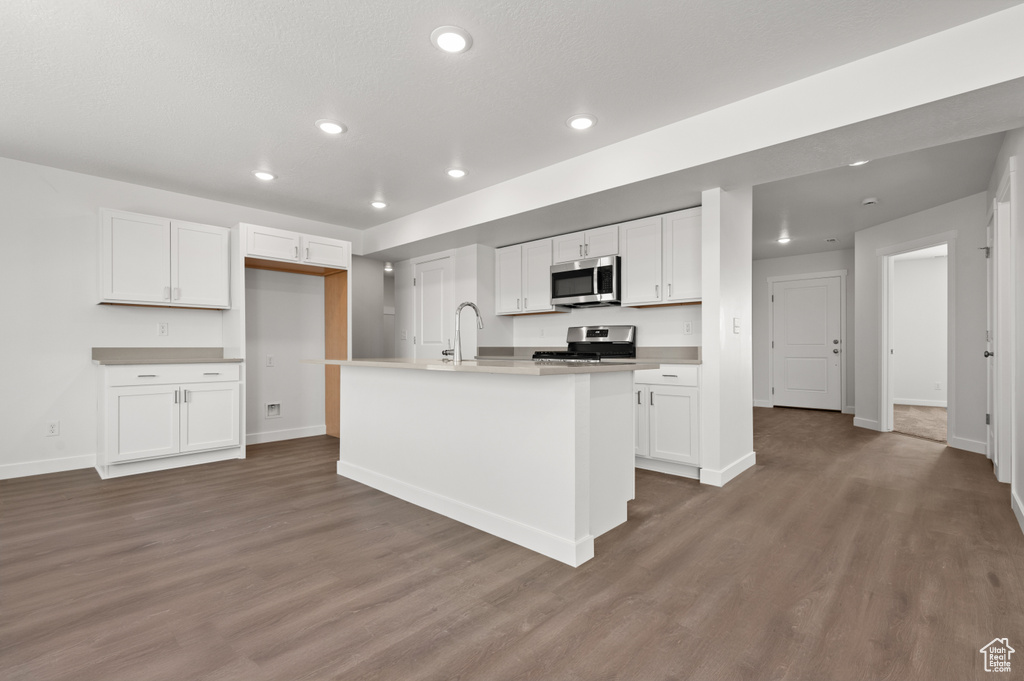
[{"xmin": 454, "ymin": 301, "xmax": 484, "ymax": 363}]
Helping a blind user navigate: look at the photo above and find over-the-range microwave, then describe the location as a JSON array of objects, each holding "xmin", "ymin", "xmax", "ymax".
[{"xmin": 550, "ymin": 256, "xmax": 621, "ymax": 307}]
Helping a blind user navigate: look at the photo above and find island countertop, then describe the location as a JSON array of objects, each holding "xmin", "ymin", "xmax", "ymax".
[{"xmin": 304, "ymin": 357, "xmax": 661, "ymax": 376}]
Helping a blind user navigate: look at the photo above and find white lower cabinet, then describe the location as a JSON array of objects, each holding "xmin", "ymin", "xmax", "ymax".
[
  {"xmin": 98, "ymin": 363, "xmax": 241, "ymax": 477},
  {"xmin": 635, "ymin": 364, "xmax": 701, "ymax": 473}
]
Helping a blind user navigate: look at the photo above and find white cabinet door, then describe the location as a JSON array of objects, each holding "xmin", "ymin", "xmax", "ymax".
[
  {"xmin": 552, "ymin": 233, "xmax": 585, "ymax": 264},
  {"xmin": 108, "ymin": 384, "xmax": 180, "ymax": 462},
  {"xmin": 619, "ymin": 216, "xmax": 663, "ymax": 306},
  {"xmin": 180, "ymin": 382, "xmax": 240, "ymax": 453},
  {"xmin": 522, "ymin": 239, "xmax": 554, "ymax": 312},
  {"xmin": 171, "ymin": 221, "xmax": 230, "ymax": 308},
  {"xmin": 584, "ymin": 224, "xmax": 619, "ymax": 259},
  {"xmin": 649, "ymin": 385, "xmax": 699, "ymax": 466},
  {"xmin": 244, "ymin": 223, "xmax": 301, "ymax": 262},
  {"xmin": 495, "ymin": 245, "xmax": 523, "ymax": 314},
  {"xmin": 664, "ymin": 210, "xmax": 701, "ymax": 303},
  {"xmin": 302, "ymin": 235, "xmax": 350, "ymax": 269},
  {"xmin": 102, "ymin": 211, "xmax": 171, "ymax": 304},
  {"xmin": 634, "ymin": 386, "xmax": 649, "ymax": 458}
]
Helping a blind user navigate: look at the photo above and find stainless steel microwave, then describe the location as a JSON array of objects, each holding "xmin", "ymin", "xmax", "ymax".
[{"xmin": 550, "ymin": 256, "xmax": 621, "ymax": 307}]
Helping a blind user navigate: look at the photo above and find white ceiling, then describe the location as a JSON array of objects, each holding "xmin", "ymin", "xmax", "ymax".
[
  {"xmin": 893, "ymin": 244, "xmax": 948, "ymax": 261},
  {"xmin": 2, "ymin": 0, "xmax": 1022, "ymax": 245}
]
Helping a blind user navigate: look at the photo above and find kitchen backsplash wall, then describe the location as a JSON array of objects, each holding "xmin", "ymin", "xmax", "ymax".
[{"xmin": 512, "ymin": 304, "xmax": 700, "ymax": 347}]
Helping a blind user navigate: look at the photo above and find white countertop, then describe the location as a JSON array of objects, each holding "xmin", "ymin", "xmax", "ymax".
[{"xmin": 304, "ymin": 357, "xmax": 661, "ymax": 376}]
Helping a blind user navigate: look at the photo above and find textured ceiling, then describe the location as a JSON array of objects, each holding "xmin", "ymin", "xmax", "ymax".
[{"xmin": 1, "ymin": 0, "xmax": 1020, "ymax": 232}]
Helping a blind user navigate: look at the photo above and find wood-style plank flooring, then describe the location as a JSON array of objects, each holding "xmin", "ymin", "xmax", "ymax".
[{"xmin": 3, "ymin": 407, "xmax": 1023, "ymax": 680}]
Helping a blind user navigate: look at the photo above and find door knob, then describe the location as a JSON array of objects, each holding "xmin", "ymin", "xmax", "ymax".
[
  {"xmin": 833, "ymin": 349, "xmax": 839, "ymax": 354},
  {"xmin": 833, "ymin": 339, "xmax": 839, "ymax": 344},
  {"xmin": 984, "ymin": 350, "xmax": 994, "ymax": 358}
]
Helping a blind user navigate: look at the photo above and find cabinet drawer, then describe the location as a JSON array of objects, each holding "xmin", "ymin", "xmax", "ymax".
[
  {"xmin": 106, "ymin": 363, "xmax": 240, "ymax": 386},
  {"xmin": 633, "ymin": 364, "xmax": 699, "ymax": 387}
]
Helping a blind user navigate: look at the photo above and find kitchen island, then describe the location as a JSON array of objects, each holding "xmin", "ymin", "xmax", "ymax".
[{"xmin": 310, "ymin": 358, "xmax": 659, "ymax": 566}]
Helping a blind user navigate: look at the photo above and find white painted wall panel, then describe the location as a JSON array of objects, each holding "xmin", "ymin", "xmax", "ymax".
[{"xmin": 893, "ymin": 256, "xmax": 948, "ymax": 405}]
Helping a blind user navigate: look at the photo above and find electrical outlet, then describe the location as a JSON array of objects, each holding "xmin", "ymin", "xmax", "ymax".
[
  {"xmin": 265, "ymin": 403, "xmax": 281, "ymax": 419},
  {"xmin": 266, "ymin": 354, "xmax": 274, "ymax": 367},
  {"xmin": 540, "ymin": 328, "xmax": 545, "ymax": 337},
  {"xmin": 684, "ymin": 321, "xmax": 693, "ymax": 335},
  {"xmin": 45, "ymin": 421, "xmax": 60, "ymax": 437},
  {"xmin": 400, "ymin": 330, "xmax": 408, "ymax": 341},
  {"xmin": 935, "ymin": 382, "xmax": 942, "ymax": 390},
  {"xmin": 158, "ymin": 322, "xmax": 169, "ymax": 336}
]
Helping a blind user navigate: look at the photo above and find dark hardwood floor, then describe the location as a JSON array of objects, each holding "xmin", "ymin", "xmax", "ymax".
[{"xmin": 2, "ymin": 408, "xmax": 1022, "ymax": 680}]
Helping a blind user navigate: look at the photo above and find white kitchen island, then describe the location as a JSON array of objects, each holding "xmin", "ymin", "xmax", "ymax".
[{"xmin": 312, "ymin": 358, "xmax": 659, "ymax": 566}]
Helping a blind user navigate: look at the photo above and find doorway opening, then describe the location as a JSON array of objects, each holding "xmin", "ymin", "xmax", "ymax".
[
  {"xmin": 889, "ymin": 245, "xmax": 949, "ymax": 443},
  {"xmin": 878, "ymin": 232, "xmax": 956, "ymax": 443}
]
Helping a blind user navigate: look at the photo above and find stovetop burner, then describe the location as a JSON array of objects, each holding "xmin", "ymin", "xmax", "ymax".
[{"xmin": 531, "ymin": 326, "xmax": 636, "ymax": 363}]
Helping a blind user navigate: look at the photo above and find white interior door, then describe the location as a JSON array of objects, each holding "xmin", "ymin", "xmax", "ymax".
[
  {"xmin": 772, "ymin": 276, "xmax": 842, "ymax": 410},
  {"xmin": 414, "ymin": 256, "xmax": 453, "ymax": 359}
]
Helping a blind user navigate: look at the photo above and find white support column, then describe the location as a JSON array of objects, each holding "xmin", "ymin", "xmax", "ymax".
[{"xmin": 700, "ymin": 187, "xmax": 756, "ymax": 486}]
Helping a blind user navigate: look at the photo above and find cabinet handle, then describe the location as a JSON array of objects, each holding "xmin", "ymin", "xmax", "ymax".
[
  {"xmin": 655, "ymin": 284, "xmax": 659, "ymax": 298},
  {"xmin": 184, "ymin": 389, "xmax": 190, "ymax": 403},
  {"xmin": 174, "ymin": 389, "xmax": 179, "ymax": 404},
  {"xmin": 137, "ymin": 374, "xmax": 157, "ymax": 378},
  {"xmin": 637, "ymin": 390, "xmax": 641, "ymax": 405},
  {"xmin": 662, "ymin": 374, "xmax": 678, "ymax": 378},
  {"xmin": 305, "ymin": 247, "xmax": 309, "ymax": 260},
  {"xmin": 294, "ymin": 246, "xmax": 299, "ymax": 259},
  {"xmin": 667, "ymin": 283, "xmax": 672, "ymax": 297},
  {"xmin": 650, "ymin": 392, "xmax": 654, "ymax": 405},
  {"xmin": 163, "ymin": 286, "xmax": 171, "ymax": 300},
  {"xmin": 579, "ymin": 244, "xmax": 583, "ymax": 257},
  {"xmin": 203, "ymin": 372, "xmax": 220, "ymax": 375},
  {"xmin": 524, "ymin": 297, "xmax": 528, "ymax": 309},
  {"xmin": 517, "ymin": 298, "xmax": 520, "ymax": 310},
  {"xmin": 173, "ymin": 287, "xmax": 180, "ymax": 300},
  {"xmin": 585, "ymin": 244, "xmax": 589, "ymax": 257}
]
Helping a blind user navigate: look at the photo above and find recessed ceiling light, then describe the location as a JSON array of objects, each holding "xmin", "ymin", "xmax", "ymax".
[
  {"xmin": 316, "ymin": 119, "xmax": 347, "ymax": 135},
  {"xmin": 446, "ymin": 167, "xmax": 466, "ymax": 178},
  {"xmin": 431, "ymin": 26, "xmax": 472, "ymax": 53},
  {"xmin": 848, "ymin": 160, "xmax": 870, "ymax": 167},
  {"xmin": 567, "ymin": 114, "xmax": 597, "ymax": 130},
  {"xmin": 384, "ymin": 261, "xmax": 393, "ymax": 273},
  {"xmin": 371, "ymin": 201, "xmax": 387, "ymax": 209},
  {"xmin": 777, "ymin": 237, "xmax": 791, "ymax": 244},
  {"xmin": 252, "ymin": 170, "xmax": 276, "ymax": 181}
]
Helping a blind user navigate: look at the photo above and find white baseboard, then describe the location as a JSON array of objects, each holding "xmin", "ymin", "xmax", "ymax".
[
  {"xmin": 853, "ymin": 417, "xmax": 881, "ymax": 431},
  {"xmin": 700, "ymin": 451, "xmax": 756, "ymax": 487},
  {"xmin": 1012, "ymin": 491, "xmax": 1024, "ymax": 538},
  {"xmin": 946, "ymin": 436, "xmax": 986, "ymax": 455},
  {"xmin": 753, "ymin": 399, "xmax": 773, "ymax": 409},
  {"xmin": 96, "ymin": 446, "xmax": 243, "ymax": 479},
  {"xmin": 635, "ymin": 457, "xmax": 700, "ymax": 479},
  {"xmin": 894, "ymin": 399, "xmax": 948, "ymax": 408},
  {"xmin": 247, "ymin": 425, "xmax": 327, "ymax": 445},
  {"xmin": 337, "ymin": 460, "xmax": 594, "ymax": 567},
  {"xmin": 842, "ymin": 405, "xmax": 856, "ymax": 415},
  {"xmin": 0, "ymin": 454, "xmax": 95, "ymax": 480}
]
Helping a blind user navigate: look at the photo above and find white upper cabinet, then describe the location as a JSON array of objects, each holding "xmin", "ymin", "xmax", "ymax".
[
  {"xmin": 243, "ymin": 224, "xmax": 301, "ymax": 262},
  {"xmin": 242, "ymin": 223, "xmax": 350, "ymax": 269},
  {"xmin": 301, "ymin": 234, "xmax": 350, "ymax": 269},
  {"xmin": 663, "ymin": 209, "xmax": 701, "ymax": 303},
  {"xmin": 495, "ymin": 238, "xmax": 555, "ymax": 315},
  {"xmin": 100, "ymin": 209, "xmax": 229, "ymax": 309},
  {"xmin": 620, "ymin": 207, "xmax": 701, "ymax": 307},
  {"xmin": 619, "ymin": 216, "xmax": 664, "ymax": 306},
  {"xmin": 495, "ymin": 245, "xmax": 524, "ymax": 314},
  {"xmin": 551, "ymin": 224, "xmax": 619, "ymax": 263}
]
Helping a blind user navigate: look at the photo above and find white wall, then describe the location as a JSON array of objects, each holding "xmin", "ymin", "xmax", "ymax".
[
  {"xmin": 853, "ymin": 193, "xmax": 987, "ymax": 453},
  {"xmin": 893, "ymin": 256, "xmax": 948, "ymax": 406},
  {"xmin": 989, "ymin": 127, "xmax": 1023, "ymax": 531},
  {"xmin": 350, "ymin": 255, "xmax": 385, "ymax": 359},
  {"xmin": 0, "ymin": 156, "xmax": 357, "ymax": 478},
  {"xmin": 513, "ymin": 305, "xmax": 700, "ymax": 348},
  {"xmin": 752, "ymin": 249, "xmax": 855, "ymax": 411},
  {"xmin": 700, "ymin": 187, "xmax": 755, "ymax": 486},
  {"xmin": 244, "ymin": 269, "xmax": 326, "ymax": 443}
]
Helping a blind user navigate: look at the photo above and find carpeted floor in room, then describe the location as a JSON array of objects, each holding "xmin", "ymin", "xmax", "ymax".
[{"xmin": 893, "ymin": 403, "xmax": 947, "ymax": 442}]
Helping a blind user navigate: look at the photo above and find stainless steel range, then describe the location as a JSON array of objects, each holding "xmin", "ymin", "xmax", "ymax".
[{"xmin": 532, "ymin": 325, "xmax": 636, "ymax": 364}]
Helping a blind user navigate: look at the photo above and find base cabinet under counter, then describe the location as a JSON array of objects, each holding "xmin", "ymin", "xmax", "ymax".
[
  {"xmin": 634, "ymin": 364, "xmax": 701, "ymax": 478},
  {"xmin": 96, "ymin": 363, "xmax": 243, "ymax": 478}
]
